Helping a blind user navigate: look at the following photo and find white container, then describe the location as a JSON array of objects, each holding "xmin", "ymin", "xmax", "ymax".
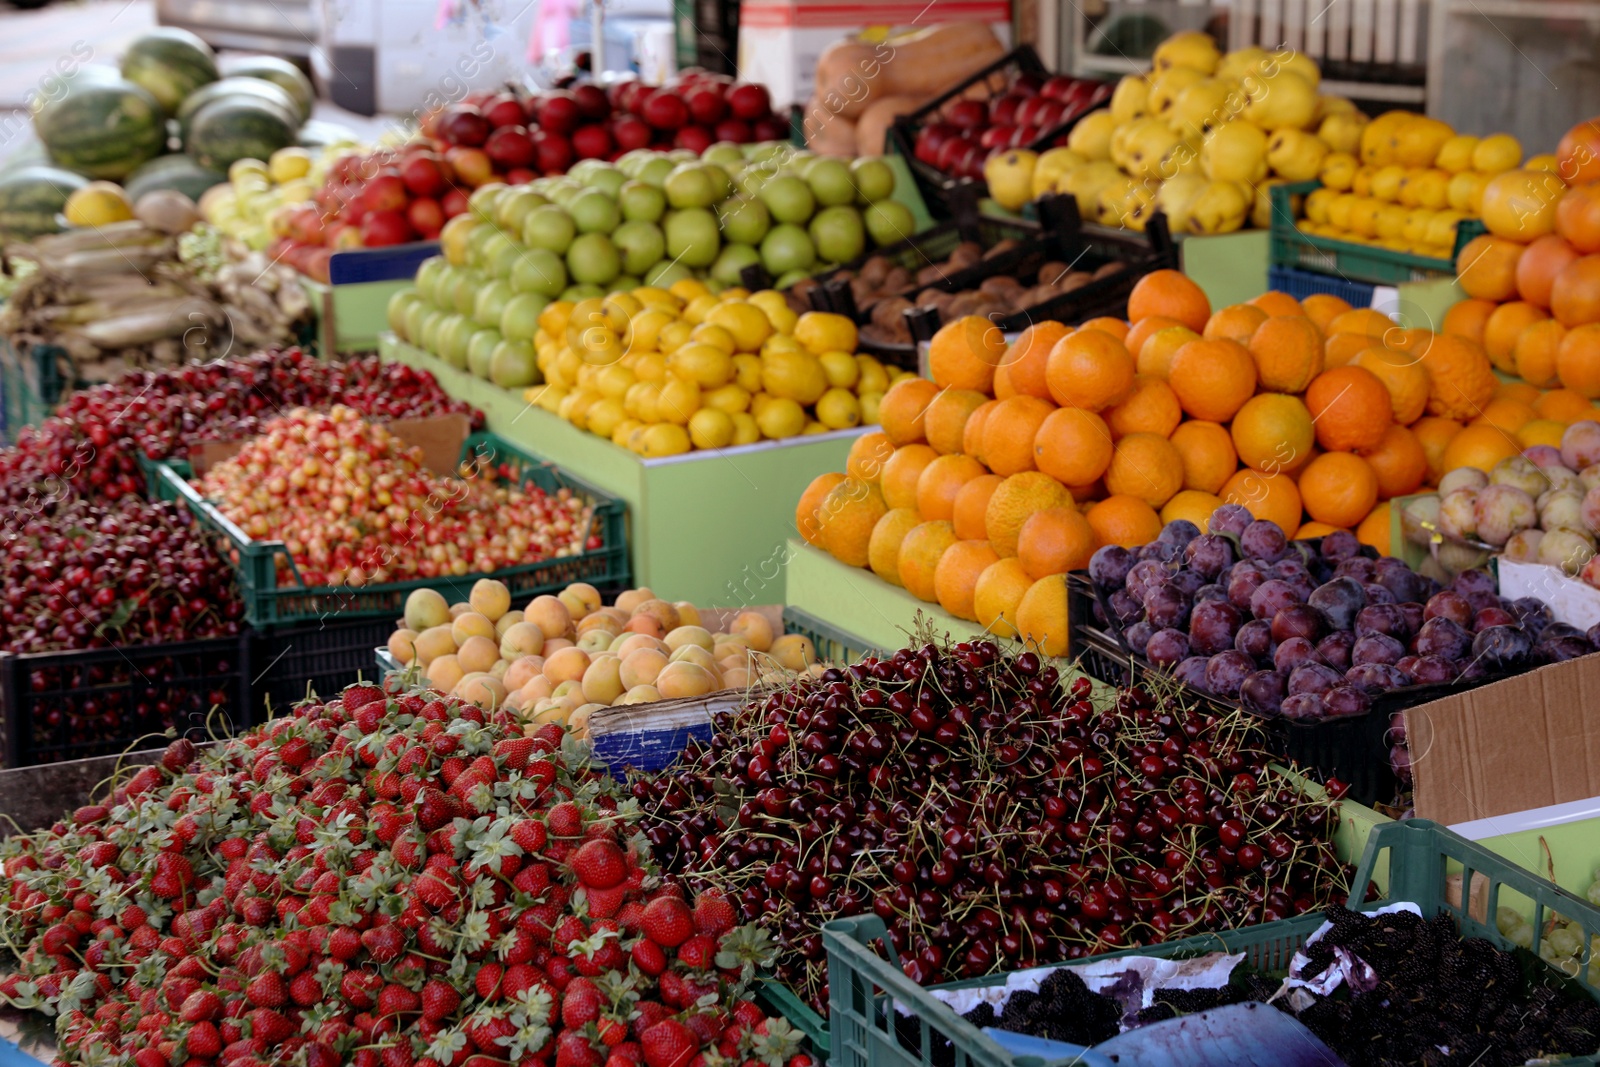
[{"xmin": 1497, "ymin": 557, "xmax": 1600, "ymax": 631}]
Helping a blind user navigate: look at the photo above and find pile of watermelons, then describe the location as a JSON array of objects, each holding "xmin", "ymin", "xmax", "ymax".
[{"xmin": 2, "ymin": 28, "xmax": 330, "ymax": 240}]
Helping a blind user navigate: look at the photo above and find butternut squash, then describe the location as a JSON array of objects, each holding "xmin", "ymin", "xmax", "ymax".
[
  {"xmin": 813, "ymin": 39, "xmax": 887, "ymax": 121},
  {"xmin": 803, "ymin": 96, "xmax": 858, "ymax": 157},
  {"xmin": 854, "ymin": 94, "xmax": 924, "ymax": 157},
  {"xmin": 880, "ymin": 23, "xmax": 1005, "ymax": 97}
]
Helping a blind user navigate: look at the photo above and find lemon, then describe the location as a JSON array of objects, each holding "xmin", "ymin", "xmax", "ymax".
[
  {"xmin": 633, "ymin": 351, "xmax": 667, "ymax": 382},
  {"xmin": 625, "ymin": 381, "xmax": 661, "ymax": 421},
  {"xmin": 762, "ymin": 350, "xmax": 828, "ymax": 404},
  {"xmin": 704, "ymin": 383, "xmax": 752, "ymax": 414},
  {"xmin": 626, "ymin": 307, "xmax": 675, "ymax": 352},
  {"xmin": 586, "ymin": 398, "xmax": 627, "ymax": 439},
  {"xmin": 761, "ymin": 334, "xmax": 806, "ymax": 358},
  {"xmin": 576, "ymin": 327, "xmax": 623, "ymax": 366},
  {"xmin": 1348, "ymin": 197, "xmax": 1382, "ymax": 237},
  {"xmin": 229, "ymin": 158, "xmax": 269, "ymax": 183},
  {"xmin": 749, "ymin": 392, "xmax": 774, "ymax": 418},
  {"xmin": 1447, "ymin": 171, "xmax": 1488, "ymax": 212},
  {"xmin": 704, "ymin": 300, "xmax": 774, "ymax": 352},
  {"xmin": 720, "ymin": 286, "xmax": 750, "ymax": 300},
  {"xmin": 641, "ymin": 423, "xmax": 691, "ymax": 457},
  {"xmin": 560, "ymin": 388, "xmax": 601, "ymax": 429},
  {"xmin": 596, "ymin": 363, "xmax": 636, "ymax": 399},
  {"xmin": 802, "ymin": 421, "xmax": 831, "ymax": 435},
  {"xmin": 539, "ymin": 299, "xmax": 574, "ymax": 338},
  {"xmin": 859, "ymin": 391, "xmax": 883, "ymax": 426},
  {"xmin": 1525, "ymin": 153, "xmax": 1560, "ymax": 174},
  {"xmin": 1319, "ymin": 152, "xmax": 1358, "ymax": 191},
  {"xmin": 657, "ymin": 320, "xmax": 692, "ymax": 354},
  {"xmin": 602, "ymin": 291, "xmax": 642, "ymax": 325},
  {"xmin": 730, "ymin": 412, "xmax": 761, "ymax": 446},
  {"xmin": 268, "ymin": 147, "xmax": 313, "ymax": 184},
  {"xmin": 732, "ymin": 354, "xmax": 764, "ymax": 393},
  {"xmin": 748, "ymin": 290, "xmax": 797, "ymax": 334},
  {"xmin": 1403, "ymin": 209, "xmax": 1436, "ymax": 245},
  {"xmin": 626, "ymin": 425, "xmax": 649, "ymax": 454},
  {"xmin": 689, "ymin": 321, "xmax": 737, "ymax": 355},
  {"xmin": 793, "ymin": 311, "xmax": 857, "ymax": 356},
  {"xmin": 817, "ymin": 350, "xmax": 860, "ymax": 389},
  {"xmin": 611, "ymin": 418, "xmax": 640, "ymax": 447},
  {"xmin": 64, "ymin": 182, "xmax": 134, "ymax": 228},
  {"xmin": 815, "ymin": 388, "xmax": 862, "ymax": 429},
  {"xmin": 668, "ymin": 277, "xmax": 711, "ymax": 303},
  {"xmin": 1434, "ymin": 135, "xmax": 1479, "ymax": 174},
  {"xmin": 1375, "ymin": 203, "xmax": 1408, "ymax": 240},
  {"xmin": 1370, "ymin": 164, "xmax": 1406, "ymax": 202},
  {"xmin": 679, "ymin": 293, "xmax": 717, "ymax": 325},
  {"xmin": 688, "ymin": 408, "xmax": 735, "ymax": 449},
  {"xmin": 1351, "ymin": 166, "xmax": 1375, "ymax": 197},
  {"xmin": 667, "ymin": 342, "xmax": 733, "ymax": 387},
  {"xmin": 657, "ymin": 377, "xmax": 701, "ymax": 423},
  {"xmin": 755, "ymin": 397, "xmax": 806, "ymax": 439},
  {"xmin": 1473, "ymin": 133, "xmax": 1522, "ymax": 174},
  {"xmin": 855, "ymin": 355, "xmax": 890, "ymax": 394}
]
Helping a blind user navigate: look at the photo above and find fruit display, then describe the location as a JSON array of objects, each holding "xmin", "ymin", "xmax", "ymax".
[
  {"xmin": 192, "ymin": 407, "xmax": 600, "ymax": 588},
  {"xmin": 0, "ymin": 687, "xmax": 812, "ymax": 1067},
  {"xmin": 1081, "ymin": 506, "xmax": 1597, "ymax": 725},
  {"xmin": 387, "ymin": 580, "xmax": 819, "ymax": 728},
  {"xmin": 198, "ymin": 145, "xmax": 364, "ymax": 260},
  {"xmin": 633, "ymin": 636, "xmax": 1348, "ymax": 1007}
]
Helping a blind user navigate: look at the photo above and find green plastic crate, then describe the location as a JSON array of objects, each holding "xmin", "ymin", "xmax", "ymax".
[
  {"xmin": 0, "ymin": 337, "xmax": 73, "ymax": 443},
  {"xmin": 150, "ymin": 430, "xmax": 630, "ymax": 628},
  {"xmin": 820, "ymin": 819, "xmax": 1600, "ymax": 1067},
  {"xmin": 1270, "ymin": 180, "xmax": 1488, "ymax": 285},
  {"xmin": 781, "ymin": 606, "xmax": 882, "ymax": 667}
]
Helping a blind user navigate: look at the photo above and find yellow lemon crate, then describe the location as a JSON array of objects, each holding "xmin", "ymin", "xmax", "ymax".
[{"xmin": 1270, "ymin": 179, "xmax": 1487, "ymax": 286}]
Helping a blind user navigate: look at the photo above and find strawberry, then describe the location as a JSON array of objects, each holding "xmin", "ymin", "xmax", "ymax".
[
  {"xmin": 362, "ymin": 923, "xmax": 407, "ymax": 962},
  {"xmin": 641, "ymin": 1020, "xmax": 699, "ymax": 1067},
  {"xmin": 417, "ymin": 788, "xmax": 454, "ymax": 831},
  {"xmin": 474, "ymin": 963, "xmax": 504, "ymax": 1001},
  {"xmin": 556, "ymin": 1030, "xmax": 604, "ymax": 1067},
  {"xmin": 178, "ymin": 989, "xmax": 221, "ymax": 1023},
  {"xmin": 290, "ymin": 970, "xmax": 323, "ymax": 1006},
  {"xmin": 493, "ymin": 737, "xmax": 536, "ymax": 770},
  {"xmin": 547, "ymin": 801, "xmax": 584, "ymax": 838},
  {"xmin": 187, "ymin": 1021, "xmax": 223, "ymax": 1058},
  {"xmin": 344, "ymin": 684, "xmax": 386, "ymax": 713},
  {"xmin": 658, "ymin": 972, "xmax": 687, "ymax": 1009},
  {"xmin": 383, "ymin": 1042, "xmax": 419, "ymax": 1067},
  {"xmin": 162, "ymin": 737, "xmax": 197, "ymax": 773},
  {"xmin": 631, "ymin": 940, "xmax": 667, "ymax": 976},
  {"xmin": 560, "ymin": 977, "xmax": 602, "ymax": 1028},
  {"xmin": 597, "ymin": 1018, "xmax": 628, "ymax": 1047},
  {"xmin": 328, "ymin": 926, "xmax": 362, "ymax": 961},
  {"xmin": 245, "ymin": 971, "xmax": 287, "ymax": 1009},
  {"xmin": 676, "ymin": 935, "xmax": 716, "ymax": 971},
  {"xmin": 691, "ymin": 894, "xmax": 737, "ymax": 939},
  {"xmin": 248, "ymin": 1008, "xmax": 295, "ymax": 1044},
  {"xmin": 585, "ymin": 885, "xmax": 628, "ymax": 919},
  {"xmin": 377, "ymin": 983, "xmax": 422, "ymax": 1017},
  {"xmin": 414, "ymin": 866, "xmax": 459, "ymax": 909},
  {"xmin": 420, "ymin": 978, "xmax": 462, "ymax": 1022},
  {"xmin": 730, "ymin": 1002, "xmax": 765, "ymax": 1030},
  {"xmin": 511, "ymin": 821, "xmax": 548, "ymax": 855},
  {"xmin": 641, "ymin": 898, "xmax": 694, "ymax": 948},
  {"xmin": 467, "ymin": 1009, "xmax": 516, "ymax": 1054}
]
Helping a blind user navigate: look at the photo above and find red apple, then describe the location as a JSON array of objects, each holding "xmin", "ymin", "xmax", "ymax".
[
  {"xmin": 980, "ymin": 126, "xmax": 1015, "ymax": 149},
  {"xmin": 936, "ymin": 135, "xmax": 971, "ymax": 173},
  {"xmin": 1009, "ymin": 125, "xmax": 1041, "ymax": 148},
  {"xmin": 441, "ymin": 188, "xmax": 470, "ymax": 217},
  {"xmin": 642, "ymin": 90, "xmax": 689, "ymax": 130},
  {"xmin": 607, "ymin": 78, "xmax": 638, "ymax": 109},
  {"xmin": 363, "ymin": 173, "xmax": 409, "ymax": 214},
  {"xmin": 612, "ymin": 115, "xmax": 653, "ymax": 151},
  {"xmin": 683, "ymin": 84, "xmax": 726, "ymax": 125},
  {"xmin": 485, "ymin": 125, "xmax": 537, "ymax": 169},
  {"xmin": 483, "ymin": 93, "xmax": 526, "ymax": 128},
  {"xmin": 1039, "ymin": 75, "xmax": 1076, "ymax": 100},
  {"xmin": 617, "ymin": 82, "xmax": 650, "ymax": 113},
  {"xmin": 989, "ymin": 94, "xmax": 1024, "ymax": 126},
  {"xmin": 532, "ymin": 129, "xmax": 575, "ymax": 173},
  {"xmin": 304, "ymin": 248, "xmax": 332, "ymax": 284},
  {"xmin": 444, "ymin": 146, "xmax": 494, "ymax": 186},
  {"xmin": 714, "ymin": 117, "xmax": 752, "ymax": 143},
  {"xmin": 407, "ymin": 198, "xmax": 444, "ymax": 238},
  {"xmin": 955, "ymin": 144, "xmax": 986, "ymax": 178},
  {"xmin": 537, "ymin": 91, "xmax": 581, "ymax": 134},
  {"xmin": 329, "ymin": 154, "xmax": 366, "ymax": 184},
  {"xmin": 946, "ymin": 99, "xmax": 986, "ymax": 129},
  {"xmin": 436, "ymin": 105, "xmax": 491, "ymax": 147},
  {"xmin": 325, "ymin": 222, "xmax": 363, "ymax": 249},
  {"xmin": 751, "ymin": 115, "xmax": 788, "ymax": 142},
  {"xmin": 361, "ymin": 209, "xmax": 414, "ymax": 247},
  {"xmin": 571, "ymin": 84, "xmax": 609, "ymax": 120},
  {"xmin": 1012, "ymin": 72, "xmax": 1044, "ymax": 96},
  {"xmin": 727, "ymin": 82, "xmax": 770, "ymax": 120},
  {"xmin": 571, "ymin": 123, "xmax": 613, "ymax": 160},
  {"xmin": 287, "ymin": 205, "xmax": 326, "ymax": 245},
  {"xmin": 915, "ymin": 123, "xmax": 956, "ymax": 164},
  {"xmin": 400, "ymin": 152, "xmax": 447, "ymax": 198},
  {"xmin": 505, "ymin": 167, "xmax": 536, "ymax": 185},
  {"xmin": 674, "ymin": 125, "xmax": 715, "ymax": 154}
]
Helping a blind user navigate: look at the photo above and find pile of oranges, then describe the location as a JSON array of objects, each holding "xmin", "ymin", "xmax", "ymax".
[{"xmin": 795, "ymin": 264, "xmax": 1600, "ymax": 651}]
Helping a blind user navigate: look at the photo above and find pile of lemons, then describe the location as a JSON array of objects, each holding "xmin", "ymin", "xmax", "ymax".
[{"xmin": 525, "ymin": 280, "xmax": 913, "ymax": 457}]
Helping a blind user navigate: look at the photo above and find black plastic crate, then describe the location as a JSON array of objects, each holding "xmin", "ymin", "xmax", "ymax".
[
  {"xmin": 0, "ymin": 633, "xmax": 253, "ymax": 768},
  {"xmin": 251, "ymin": 616, "xmax": 398, "ymax": 716}
]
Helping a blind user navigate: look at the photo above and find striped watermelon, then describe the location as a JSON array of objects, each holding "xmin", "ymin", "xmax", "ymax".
[
  {"xmin": 185, "ymin": 97, "xmax": 298, "ymax": 172},
  {"xmin": 177, "ymin": 78, "xmax": 298, "ymax": 144},
  {"xmin": 120, "ymin": 28, "xmax": 218, "ymax": 115},
  {"xmin": 124, "ymin": 154, "xmax": 226, "ymax": 202},
  {"xmin": 0, "ymin": 166, "xmax": 90, "ymax": 239},
  {"xmin": 33, "ymin": 71, "xmax": 168, "ymax": 180},
  {"xmin": 221, "ymin": 57, "xmax": 314, "ymax": 123}
]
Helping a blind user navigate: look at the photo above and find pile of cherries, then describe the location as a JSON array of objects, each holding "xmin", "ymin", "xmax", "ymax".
[{"xmin": 633, "ymin": 638, "xmax": 1348, "ymax": 1011}]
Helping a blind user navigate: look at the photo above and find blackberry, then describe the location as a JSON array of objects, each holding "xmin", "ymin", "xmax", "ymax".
[{"xmin": 1133, "ymin": 1004, "xmax": 1176, "ymax": 1026}]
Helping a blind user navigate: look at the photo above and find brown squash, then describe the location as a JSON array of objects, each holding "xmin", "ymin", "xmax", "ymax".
[
  {"xmin": 880, "ymin": 23, "xmax": 1006, "ymax": 97},
  {"xmin": 854, "ymin": 94, "xmax": 924, "ymax": 156},
  {"xmin": 813, "ymin": 39, "xmax": 887, "ymax": 121},
  {"xmin": 802, "ymin": 96, "xmax": 858, "ymax": 157}
]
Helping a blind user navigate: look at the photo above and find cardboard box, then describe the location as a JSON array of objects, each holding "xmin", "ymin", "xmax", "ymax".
[
  {"xmin": 1405, "ymin": 651, "xmax": 1600, "ymax": 825},
  {"xmin": 1498, "ymin": 558, "xmax": 1600, "ymax": 632},
  {"xmin": 736, "ymin": 1, "xmax": 1012, "ymax": 108}
]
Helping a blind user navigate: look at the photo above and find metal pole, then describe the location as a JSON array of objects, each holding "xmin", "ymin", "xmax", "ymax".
[{"xmin": 592, "ymin": 0, "xmax": 607, "ymax": 74}]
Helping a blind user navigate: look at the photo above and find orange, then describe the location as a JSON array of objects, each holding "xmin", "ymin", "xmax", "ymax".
[
  {"xmin": 962, "ymin": 399, "xmax": 1001, "ymax": 464},
  {"xmin": 1410, "ymin": 415, "xmax": 1463, "ymax": 484},
  {"xmin": 1161, "ymin": 489, "xmax": 1225, "ymax": 530},
  {"xmin": 995, "ymin": 322, "xmax": 1069, "ymax": 401},
  {"xmin": 1015, "ymin": 574, "xmax": 1070, "ymax": 657},
  {"xmin": 1533, "ymin": 388, "xmax": 1597, "ymax": 423},
  {"xmin": 1300, "ymin": 293, "xmax": 1352, "ymax": 332},
  {"xmin": 816, "ymin": 478, "xmax": 888, "ymax": 567},
  {"xmin": 1356, "ymin": 501, "xmax": 1392, "ymax": 556},
  {"xmin": 1350, "ymin": 345, "xmax": 1431, "ymax": 425},
  {"xmin": 880, "ymin": 444, "xmax": 938, "ymax": 511},
  {"xmin": 923, "ymin": 388, "xmax": 988, "ymax": 455},
  {"xmin": 1557, "ymin": 322, "xmax": 1600, "ymax": 398},
  {"xmin": 1558, "ymin": 119, "xmax": 1600, "ymax": 188},
  {"xmin": 1136, "ymin": 326, "xmax": 1199, "ymax": 379},
  {"xmin": 795, "ymin": 471, "xmax": 846, "ymax": 546},
  {"xmin": 1440, "ymin": 298, "xmax": 1496, "ymax": 346},
  {"xmin": 1482, "ymin": 301, "xmax": 1551, "ymax": 373},
  {"xmin": 1106, "ymin": 375, "xmax": 1181, "ymax": 438},
  {"xmin": 935, "ymin": 540, "xmax": 1002, "ymax": 621},
  {"xmin": 1123, "ymin": 316, "xmax": 1183, "ymax": 362},
  {"xmin": 1327, "ymin": 307, "xmax": 1396, "ymax": 341},
  {"xmin": 1359, "ymin": 424, "xmax": 1427, "ymax": 498},
  {"xmin": 1128, "ymin": 269, "xmax": 1211, "ymax": 333},
  {"xmin": 986, "ymin": 472, "xmax": 1074, "ymax": 557},
  {"xmin": 916, "ymin": 453, "xmax": 987, "ymax": 523},
  {"xmin": 952, "ymin": 474, "xmax": 1003, "ymax": 541},
  {"xmin": 1033, "ymin": 408, "xmax": 1113, "ymax": 487},
  {"xmin": 1086, "ymin": 495, "xmax": 1163, "ymax": 548},
  {"xmin": 1516, "ymin": 234, "xmax": 1580, "ymax": 308},
  {"xmin": 1296, "ymin": 521, "xmax": 1343, "ymax": 538},
  {"xmin": 1231, "ymin": 393, "xmax": 1315, "ymax": 473},
  {"xmin": 1517, "ymin": 419, "xmax": 1566, "ymax": 450},
  {"xmin": 1168, "ymin": 339, "xmax": 1257, "ymax": 422},
  {"xmin": 1385, "ymin": 328, "xmax": 1431, "ymax": 355},
  {"xmin": 1103, "ymin": 432, "xmax": 1184, "ymax": 508},
  {"xmin": 1479, "ymin": 169, "xmax": 1566, "ymax": 241},
  {"xmin": 1418, "ymin": 333, "xmax": 1498, "ymax": 420},
  {"xmin": 867, "ymin": 508, "xmax": 922, "ymax": 586},
  {"xmin": 846, "ymin": 431, "xmax": 895, "ymax": 483},
  {"xmin": 1080, "ymin": 316, "xmax": 1130, "ymax": 341},
  {"xmin": 1498, "ymin": 381, "xmax": 1541, "ymax": 404},
  {"xmin": 1325, "ymin": 331, "xmax": 1374, "ymax": 368},
  {"xmin": 1247, "ymin": 315, "xmax": 1325, "ymax": 393},
  {"xmin": 1221, "ymin": 468, "xmax": 1304, "ymax": 534},
  {"xmin": 981, "ymin": 395, "xmax": 1056, "ymax": 476},
  {"xmin": 1470, "ymin": 398, "xmax": 1537, "ymax": 434},
  {"xmin": 1305, "ymin": 366, "xmax": 1393, "ymax": 451},
  {"xmin": 1551, "ymin": 255, "xmax": 1600, "ymax": 327},
  {"xmin": 879, "ymin": 378, "xmax": 939, "ymax": 445},
  {"xmin": 928, "ymin": 315, "xmax": 1005, "ymax": 392},
  {"xmin": 1203, "ymin": 303, "xmax": 1269, "ymax": 345},
  {"xmin": 973, "ymin": 558, "xmax": 1035, "ymax": 639},
  {"xmin": 1454, "ymin": 233, "xmax": 1523, "ymax": 301},
  {"xmin": 1046, "ymin": 329, "xmax": 1136, "ymax": 411},
  {"xmin": 1016, "ymin": 507, "xmax": 1097, "ymax": 580},
  {"xmin": 1556, "ymin": 181, "xmax": 1600, "ymax": 253},
  {"xmin": 1513, "ymin": 319, "xmax": 1567, "ymax": 388},
  {"xmin": 1440, "ymin": 423, "xmax": 1521, "ymax": 475},
  {"xmin": 1249, "ymin": 291, "xmax": 1306, "ymax": 318},
  {"xmin": 897, "ymin": 521, "xmax": 959, "ymax": 602},
  {"xmin": 1168, "ymin": 420, "xmax": 1238, "ymax": 494}
]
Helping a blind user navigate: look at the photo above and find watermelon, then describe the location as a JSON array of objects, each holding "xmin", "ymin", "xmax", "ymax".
[
  {"xmin": 124, "ymin": 154, "xmax": 226, "ymax": 202},
  {"xmin": 0, "ymin": 166, "xmax": 90, "ymax": 239},
  {"xmin": 185, "ymin": 97, "xmax": 298, "ymax": 172},
  {"xmin": 221, "ymin": 57, "xmax": 314, "ymax": 123},
  {"xmin": 120, "ymin": 28, "xmax": 218, "ymax": 115},
  {"xmin": 177, "ymin": 78, "xmax": 298, "ymax": 144},
  {"xmin": 33, "ymin": 70, "xmax": 168, "ymax": 180}
]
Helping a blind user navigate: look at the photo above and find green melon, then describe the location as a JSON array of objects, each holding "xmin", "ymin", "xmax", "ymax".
[
  {"xmin": 221, "ymin": 57, "xmax": 314, "ymax": 123},
  {"xmin": 124, "ymin": 154, "xmax": 226, "ymax": 202},
  {"xmin": 33, "ymin": 70, "xmax": 168, "ymax": 180},
  {"xmin": 177, "ymin": 78, "xmax": 299, "ymax": 144},
  {"xmin": 0, "ymin": 166, "xmax": 90, "ymax": 239},
  {"xmin": 120, "ymin": 28, "xmax": 218, "ymax": 116},
  {"xmin": 185, "ymin": 97, "xmax": 298, "ymax": 172}
]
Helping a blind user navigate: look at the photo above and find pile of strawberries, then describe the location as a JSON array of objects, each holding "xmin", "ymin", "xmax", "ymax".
[{"xmin": 0, "ymin": 682, "xmax": 810, "ymax": 1067}]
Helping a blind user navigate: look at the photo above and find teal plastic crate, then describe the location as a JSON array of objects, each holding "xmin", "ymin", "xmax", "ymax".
[
  {"xmin": 150, "ymin": 430, "xmax": 630, "ymax": 628},
  {"xmin": 1270, "ymin": 180, "xmax": 1488, "ymax": 285},
  {"xmin": 820, "ymin": 819, "xmax": 1600, "ymax": 1067},
  {"xmin": 0, "ymin": 337, "xmax": 73, "ymax": 443}
]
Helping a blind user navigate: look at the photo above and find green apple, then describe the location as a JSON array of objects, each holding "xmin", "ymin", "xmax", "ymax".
[
  {"xmin": 414, "ymin": 257, "xmax": 446, "ymax": 300},
  {"xmin": 468, "ymin": 183, "xmax": 507, "ymax": 220},
  {"xmin": 666, "ymin": 149, "xmax": 698, "ymax": 163},
  {"xmin": 509, "ymin": 248, "xmax": 568, "ymax": 298},
  {"xmin": 582, "ymin": 163, "xmax": 626, "ymax": 197},
  {"xmin": 637, "ymin": 157, "xmax": 676, "ymax": 187},
  {"xmin": 851, "ymin": 157, "xmax": 896, "ymax": 202},
  {"xmin": 775, "ymin": 268, "xmax": 815, "ymax": 289},
  {"xmin": 760, "ymin": 224, "xmax": 816, "ymax": 275},
  {"xmin": 568, "ymin": 160, "xmax": 603, "ymax": 183},
  {"xmin": 645, "ymin": 259, "xmax": 693, "ymax": 287},
  {"xmin": 479, "ymin": 232, "xmax": 520, "ymax": 278},
  {"xmin": 703, "ymin": 163, "xmax": 733, "ymax": 203},
  {"xmin": 387, "ymin": 289, "xmax": 420, "ymax": 338},
  {"xmin": 612, "ymin": 219, "xmax": 666, "ymax": 276},
  {"xmin": 809, "ymin": 205, "xmax": 865, "ymax": 263},
  {"xmin": 451, "ymin": 269, "xmax": 484, "ymax": 315},
  {"xmin": 566, "ymin": 232, "xmax": 621, "ymax": 286},
  {"xmin": 429, "ymin": 265, "xmax": 460, "ymax": 306},
  {"xmin": 664, "ymin": 208, "xmax": 720, "ymax": 268},
  {"xmin": 546, "ymin": 179, "xmax": 582, "ymax": 207},
  {"xmin": 710, "ymin": 242, "xmax": 761, "ymax": 287},
  {"xmin": 436, "ymin": 313, "xmax": 475, "ymax": 368},
  {"xmin": 490, "ymin": 338, "xmax": 540, "ymax": 388},
  {"xmin": 417, "ymin": 308, "xmax": 447, "ymax": 355},
  {"xmin": 619, "ymin": 180, "xmax": 666, "ymax": 223},
  {"xmin": 617, "ymin": 149, "xmax": 656, "ymax": 177},
  {"xmin": 736, "ymin": 168, "xmax": 772, "ymax": 198},
  {"xmin": 718, "ymin": 195, "xmax": 770, "ymax": 245},
  {"xmin": 614, "ymin": 274, "xmax": 642, "ymax": 290},
  {"xmin": 404, "ymin": 300, "xmax": 433, "ymax": 346},
  {"xmin": 570, "ymin": 189, "xmax": 621, "ymax": 234},
  {"xmin": 865, "ymin": 200, "xmax": 916, "ymax": 247},
  {"xmin": 702, "ymin": 142, "xmax": 745, "ymax": 168},
  {"xmin": 467, "ymin": 328, "xmax": 502, "ymax": 378},
  {"xmin": 500, "ymin": 292, "xmax": 550, "ymax": 342},
  {"xmin": 523, "ymin": 206, "xmax": 577, "ymax": 253},
  {"xmin": 664, "ymin": 164, "xmax": 717, "ymax": 210},
  {"xmin": 466, "ymin": 222, "xmax": 498, "ymax": 266},
  {"xmin": 561, "ymin": 283, "xmax": 606, "ymax": 301},
  {"xmin": 494, "ymin": 188, "xmax": 548, "ymax": 232},
  {"xmin": 805, "ymin": 159, "xmax": 855, "ymax": 207},
  {"xmin": 473, "ymin": 280, "xmax": 514, "ymax": 329},
  {"xmin": 759, "ymin": 175, "xmax": 815, "ymax": 225}
]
